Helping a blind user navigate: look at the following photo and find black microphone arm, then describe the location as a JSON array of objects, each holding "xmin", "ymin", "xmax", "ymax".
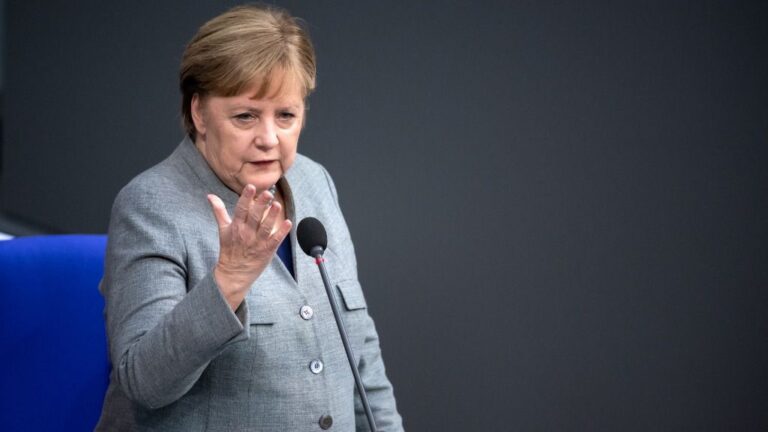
[{"xmin": 297, "ymin": 217, "xmax": 377, "ymax": 432}]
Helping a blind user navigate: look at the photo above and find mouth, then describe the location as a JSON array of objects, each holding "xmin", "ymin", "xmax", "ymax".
[{"xmin": 249, "ymin": 160, "xmax": 277, "ymax": 167}]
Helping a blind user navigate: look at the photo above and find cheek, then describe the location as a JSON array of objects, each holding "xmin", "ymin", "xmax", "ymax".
[
  {"xmin": 221, "ymin": 132, "xmax": 253, "ymax": 163},
  {"xmin": 282, "ymin": 152, "xmax": 297, "ymax": 171},
  {"xmin": 280, "ymin": 130, "xmax": 301, "ymax": 168},
  {"xmin": 206, "ymin": 123, "xmax": 237, "ymax": 160},
  {"xmin": 213, "ymin": 141, "xmax": 235, "ymax": 166}
]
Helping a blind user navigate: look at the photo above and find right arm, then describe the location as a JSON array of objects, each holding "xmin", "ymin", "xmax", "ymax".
[{"xmin": 103, "ymin": 183, "xmax": 289, "ymax": 409}]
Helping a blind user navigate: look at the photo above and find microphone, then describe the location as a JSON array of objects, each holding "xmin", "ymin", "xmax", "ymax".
[
  {"xmin": 297, "ymin": 217, "xmax": 377, "ymax": 432},
  {"xmin": 297, "ymin": 216, "xmax": 327, "ymax": 258}
]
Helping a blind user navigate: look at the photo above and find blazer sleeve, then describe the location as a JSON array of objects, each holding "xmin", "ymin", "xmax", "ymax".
[
  {"xmin": 319, "ymin": 165, "xmax": 405, "ymax": 431},
  {"xmin": 352, "ymin": 311, "xmax": 405, "ymax": 431},
  {"xmin": 102, "ymin": 180, "xmax": 250, "ymax": 409}
]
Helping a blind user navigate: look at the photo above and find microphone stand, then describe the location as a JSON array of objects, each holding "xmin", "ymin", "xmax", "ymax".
[{"xmin": 310, "ymin": 247, "xmax": 378, "ymax": 432}]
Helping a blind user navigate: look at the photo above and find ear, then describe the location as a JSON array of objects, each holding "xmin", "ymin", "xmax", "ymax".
[{"xmin": 191, "ymin": 93, "xmax": 207, "ymax": 136}]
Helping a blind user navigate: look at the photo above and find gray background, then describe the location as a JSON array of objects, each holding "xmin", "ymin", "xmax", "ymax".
[{"xmin": 2, "ymin": 1, "xmax": 767, "ymax": 430}]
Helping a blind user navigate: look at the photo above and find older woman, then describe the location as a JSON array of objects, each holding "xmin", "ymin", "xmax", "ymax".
[{"xmin": 96, "ymin": 5, "xmax": 403, "ymax": 431}]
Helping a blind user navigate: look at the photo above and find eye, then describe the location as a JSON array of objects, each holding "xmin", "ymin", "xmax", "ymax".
[
  {"xmin": 277, "ymin": 111, "xmax": 297, "ymax": 121},
  {"xmin": 233, "ymin": 112, "xmax": 256, "ymax": 123}
]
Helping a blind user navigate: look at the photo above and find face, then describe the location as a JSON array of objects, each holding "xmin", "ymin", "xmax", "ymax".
[{"xmin": 191, "ymin": 72, "xmax": 305, "ymax": 194}]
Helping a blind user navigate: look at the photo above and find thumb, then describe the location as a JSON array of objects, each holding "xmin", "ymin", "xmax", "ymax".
[{"xmin": 207, "ymin": 194, "xmax": 232, "ymax": 229}]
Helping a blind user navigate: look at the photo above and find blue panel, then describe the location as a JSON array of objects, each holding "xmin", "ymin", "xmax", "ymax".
[{"xmin": 0, "ymin": 235, "xmax": 109, "ymax": 432}]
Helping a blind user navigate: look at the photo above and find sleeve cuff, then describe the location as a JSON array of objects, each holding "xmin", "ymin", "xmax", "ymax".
[{"xmin": 185, "ymin": 271, "xmax": 250, "ymax": 347}]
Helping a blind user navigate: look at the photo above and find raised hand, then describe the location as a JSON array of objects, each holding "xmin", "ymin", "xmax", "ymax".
[{"xmin": 207, "ymin": 184, "xmax": 293, "ymax": 310}]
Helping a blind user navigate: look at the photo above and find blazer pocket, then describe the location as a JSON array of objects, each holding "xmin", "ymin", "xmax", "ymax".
[
  {"xmin": 336, "ymin": 279, "xmax": 367, "ymax": 311},
  {"xmin": 247, "ymin": 296, "xmax": 279, "ymax": 325},
  {"xmin": 335, "ymin": 280, "xmax": 369, "ymax": 360}
]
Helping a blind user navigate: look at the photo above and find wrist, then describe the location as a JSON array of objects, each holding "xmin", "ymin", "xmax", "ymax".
[{"xmin": 213, "ymin": 263, "xmax": 253, "ymax": 295}]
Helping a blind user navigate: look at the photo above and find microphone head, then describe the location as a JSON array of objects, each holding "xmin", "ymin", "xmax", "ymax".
[{"xmin": 297, "ymin": 217, "xmax": 328, "ymax": 257}]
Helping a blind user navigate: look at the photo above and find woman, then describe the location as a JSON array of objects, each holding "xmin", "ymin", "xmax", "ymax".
[{"xmin": 96, "ymin": 5, "xmax": 403, "ymax": 431}]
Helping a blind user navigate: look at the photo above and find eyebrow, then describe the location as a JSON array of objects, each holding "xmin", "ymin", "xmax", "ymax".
[
  {"xmin": 230, "ymin": 105, "xmax": 261, "ymax": 113},
  {"xmin": 230, "ymin": 104, "xmax": 301, "ymax": 112}
]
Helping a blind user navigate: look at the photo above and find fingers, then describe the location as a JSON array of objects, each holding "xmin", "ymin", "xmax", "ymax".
[
  {"xmin": 249, "ymin": 190, "xmax": 274, "ymax": 228},
  {"xmin": 268, "ymin": 219, "xmax": 293, "ymax": 249},
  {"xmin": 207, "ymin": 194, "xmax": 231, "ymax": 228},
  {"xmin": 224, "ymin": 184, "xmax": 290, "ymax": 250},
  {"xmin": 233, "ymin": 184, "xmax": 257, "ymax": 225},
  {"xmin": 258, "ymin": 201, "xmax": 282, "ymax": 239}
]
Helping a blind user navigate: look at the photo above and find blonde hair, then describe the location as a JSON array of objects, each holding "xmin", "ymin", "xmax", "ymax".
[{"xmin": 180, "ymin": 4, "xmax": 317, "ymax": 138}]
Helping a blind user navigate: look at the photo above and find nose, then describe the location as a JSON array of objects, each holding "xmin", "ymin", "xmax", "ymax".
[{"xmin": 254, "ymin": 117, "xmax": 279, "ymax": 149}]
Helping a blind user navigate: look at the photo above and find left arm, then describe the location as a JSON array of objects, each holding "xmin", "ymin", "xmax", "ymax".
[{"xmin": 353, "ymin": 310, "xmax": 404, "ymax": 431}]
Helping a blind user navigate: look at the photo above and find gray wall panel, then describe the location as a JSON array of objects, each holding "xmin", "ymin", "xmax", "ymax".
[{"xmin": 3, "ymin": 1, "xmax": 767, "ymax": 430}]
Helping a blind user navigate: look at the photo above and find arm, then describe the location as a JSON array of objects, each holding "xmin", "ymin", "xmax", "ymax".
[
  {"xmin": 354, "ymin": 313, "xmax": 405, "ymax": 431},
  {"xmin": 103, "ymin": 181, "xmax": 290, "ymax": 409},
  {"xmin": 103, "ymin": 185, "xmax": 249, "ymax": 409}
]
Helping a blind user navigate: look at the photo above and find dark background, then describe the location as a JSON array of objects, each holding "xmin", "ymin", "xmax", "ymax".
[{"xmin": 2, "ymin": 1, "xmax": 767, "ymax": 430}]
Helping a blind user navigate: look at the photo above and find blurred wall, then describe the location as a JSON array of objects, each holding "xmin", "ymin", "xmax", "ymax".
[{"xmin": 2, "ymin": 1, "xmax": 767, "ymax": 430}]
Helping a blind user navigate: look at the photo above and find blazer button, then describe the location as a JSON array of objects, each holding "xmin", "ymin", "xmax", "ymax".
[
  {"xmin": 319, "ymin": 414, "xmax": 333, "ymax": 429},
  {"xmin": 310, "ymin": 359, "xmax": 324, "ymax": 374},
  {"xmin": 300, "ymin": 305, "xmax": 314, "ymax": 320}
]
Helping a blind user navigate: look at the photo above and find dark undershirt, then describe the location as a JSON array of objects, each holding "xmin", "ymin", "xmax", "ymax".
[{"xmin": 276, "ymin": 237, "xmax": 294, "ymax": 279}]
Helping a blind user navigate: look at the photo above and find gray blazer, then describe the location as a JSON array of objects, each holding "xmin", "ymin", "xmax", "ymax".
[{"xmin": 96, "ymin": 138, "xmax": 403, "ymax": 431}]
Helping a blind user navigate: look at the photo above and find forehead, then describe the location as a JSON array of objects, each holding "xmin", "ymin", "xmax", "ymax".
[{"xmin": 243, "ymin": 68, "xmax": 305, "ymax": 102}]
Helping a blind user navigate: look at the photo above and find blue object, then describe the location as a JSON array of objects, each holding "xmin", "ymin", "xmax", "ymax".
[
  {"xmin": 0, "ymin": 235, "xmax": 109, "ymax": 432},
  {"xmin": 277, "ymin": 237, "xmax": 294, "ymax": 278}
]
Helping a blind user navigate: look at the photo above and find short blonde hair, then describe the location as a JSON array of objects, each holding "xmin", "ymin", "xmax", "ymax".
[{"xmin": 180, "ymin": 4, "xmax": 317, "ymax": 138}]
